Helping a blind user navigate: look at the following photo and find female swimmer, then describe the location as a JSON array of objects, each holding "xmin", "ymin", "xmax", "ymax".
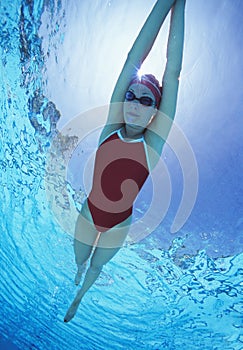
[{"xmin": 64, "ymin": 0, "xmax": 186, "ymax": 322}]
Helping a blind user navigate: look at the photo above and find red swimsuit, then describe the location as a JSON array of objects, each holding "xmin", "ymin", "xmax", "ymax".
[{"xmin": 87, "ymin": 130, "xmax": 149, "ymax": 232}]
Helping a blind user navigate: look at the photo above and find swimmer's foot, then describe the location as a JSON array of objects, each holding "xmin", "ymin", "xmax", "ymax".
[
  {"xmin": 64, "ymin": 297, "xmax": 82, "ymax": 323},
  {"xmin": 75, "ymin": 263, "xmax": 86, "ymax": 286}
]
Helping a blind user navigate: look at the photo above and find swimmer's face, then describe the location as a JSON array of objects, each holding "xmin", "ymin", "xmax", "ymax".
[{"xmin": 123, "ymin": 83, "xmax": 156, "ymax": 129}]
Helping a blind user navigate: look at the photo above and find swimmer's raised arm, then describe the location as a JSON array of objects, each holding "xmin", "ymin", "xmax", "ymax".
[
  {"xmin": 111, "ymin": 0, "xmax": 176, "ymax": 104},
  {"xmin": 146, "ymin": 0, "xmax": 186, "ymax": 159},
  {"xmin": 101, "ymin": 0, "xmax": 176, "ymax": 140}
]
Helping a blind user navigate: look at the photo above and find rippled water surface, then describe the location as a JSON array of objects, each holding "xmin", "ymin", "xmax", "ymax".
[{"xmin": 1, "ymin": 1, "xmax": 243, "ymax": 349}]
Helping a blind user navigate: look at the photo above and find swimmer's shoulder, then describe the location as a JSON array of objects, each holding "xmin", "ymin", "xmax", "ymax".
[{"xmin": 98, "ymin": 124, "xmax": 121, "ymax": 146}]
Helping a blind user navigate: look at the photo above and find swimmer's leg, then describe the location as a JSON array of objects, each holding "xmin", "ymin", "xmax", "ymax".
[
  {"xmin": 74, "ymin": 240, "xmax": 91, "ymax": 285},
  {"xmin": 64, "ymin": 246, "xmax": 121, "ymax": 323},
  {"xmin": 73, "ymin": 200, "xmax": 99, "ymax": 285},
  {"xmin": 64, "ymin": 217, "xmax": 131, "ymax": 323}
]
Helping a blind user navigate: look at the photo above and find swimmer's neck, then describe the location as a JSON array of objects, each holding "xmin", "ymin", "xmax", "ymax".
[{"xmin": 121, "ymin": 125, "xmax": 145, "ymax": 140}]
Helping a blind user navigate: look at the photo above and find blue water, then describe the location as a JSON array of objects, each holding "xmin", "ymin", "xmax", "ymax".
[{"xmin": 1, "ymin": 1, "xmax": 243, "ymax": 349}]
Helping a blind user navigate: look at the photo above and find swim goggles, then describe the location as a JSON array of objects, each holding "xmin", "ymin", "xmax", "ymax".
[{"xmin": 125, "ymin": 91, "xmax": 156, "ymax": 107}]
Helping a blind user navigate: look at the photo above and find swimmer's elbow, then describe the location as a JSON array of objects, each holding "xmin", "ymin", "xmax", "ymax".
[
  {"xmin": 126, "ymin": 51, "xmax": 142, "ymax": 72},
  {"xmin": 163, "ymin": 64, "xmax": 181, "ymax": 83}
]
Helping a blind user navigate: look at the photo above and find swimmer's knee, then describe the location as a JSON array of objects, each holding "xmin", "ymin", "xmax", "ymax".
[{"xmin": 89, "ymin": 264, "xmax": 103, "ymax": 274}]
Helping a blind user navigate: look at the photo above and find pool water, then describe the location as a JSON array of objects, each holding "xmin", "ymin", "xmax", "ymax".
[{"xmin": 0, "ymin": 1, "xmax": 242, "ymax": 349}]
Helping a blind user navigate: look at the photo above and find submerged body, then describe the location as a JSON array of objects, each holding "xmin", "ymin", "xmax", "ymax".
[{"xmin": 64, "ymin": 0, "xmax": 186, "ymax": 323}]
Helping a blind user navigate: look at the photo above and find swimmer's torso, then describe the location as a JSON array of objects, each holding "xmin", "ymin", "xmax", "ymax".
[{"xmin": 87, "ymin": 130, "xmax": 149, "ymax": 232}]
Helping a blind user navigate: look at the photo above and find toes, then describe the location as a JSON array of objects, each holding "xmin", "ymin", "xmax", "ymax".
[
  {"xmin": 74, "ymin": 265, "xmax": 86, "ymax": 285},
  {"xmin": 64, "ymin": 312, "xmax": 73, "ymax": 323},
  {"xmin": 75, "ymin": 272, "xmax": 82, "ymax": 285}
]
